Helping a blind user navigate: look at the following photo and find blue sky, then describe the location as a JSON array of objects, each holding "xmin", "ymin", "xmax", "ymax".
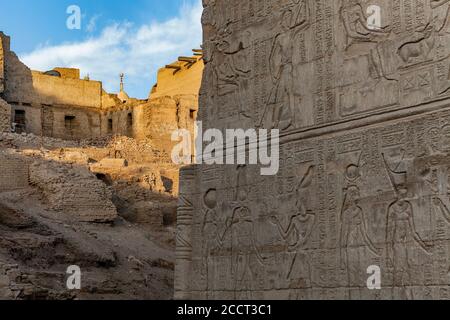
[{"xmin": 0, "ymin": 0, "xmax": 202, "ymax": 98}]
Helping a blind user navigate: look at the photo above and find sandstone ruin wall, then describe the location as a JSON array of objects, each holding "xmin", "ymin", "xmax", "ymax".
[{"xmin": 0, "ymin": 31, "xmax": 202, "ymax": 142}]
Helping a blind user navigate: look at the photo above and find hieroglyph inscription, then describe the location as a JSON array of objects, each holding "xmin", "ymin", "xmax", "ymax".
[
  {"xmin": 200, "ymin": 0, "xmax": 450, "ymax": 132},
  {"xmin": 177, "ymin": 0, "xmax": 450, "ymax": 300},
  {"xmin": 178, "ymin": 107, "xmax": 450, "ymax": 300}
]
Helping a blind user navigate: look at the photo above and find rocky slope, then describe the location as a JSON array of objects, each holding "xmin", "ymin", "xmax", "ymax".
[{"xmin": 0, "ymin": 133, "xmax": 178, "ymax": 300}]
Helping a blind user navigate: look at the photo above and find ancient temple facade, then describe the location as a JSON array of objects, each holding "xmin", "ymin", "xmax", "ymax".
[{"xmin": 176, "ymin": 0, "xmax": 450, "ymax": 299}]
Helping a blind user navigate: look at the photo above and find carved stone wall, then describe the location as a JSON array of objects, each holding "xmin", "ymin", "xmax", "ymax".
[
  {"xmin": 176, "ymin": 0, "xmax": 450, "ymax": 299},
  {"xmin": 0, "ymin": 33, "xmax": 5, "ymax": 93},
  {"xmin": 199, "ymin": 0, "xmax": 450, "ymax": 132}
]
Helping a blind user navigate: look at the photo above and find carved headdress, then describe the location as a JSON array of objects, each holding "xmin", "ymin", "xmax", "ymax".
[
  {"xmin": 234, "ymin": 165, "xmax": 249, "ymax": 202},
  {"xmin": 381, "ymin": 152, "xmax": 408, "ymax": 196}
]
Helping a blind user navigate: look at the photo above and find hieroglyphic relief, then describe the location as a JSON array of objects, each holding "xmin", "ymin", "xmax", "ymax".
[
  {"xmin": 270, "ymin": 166, "xmax": 316, "ymax": 298},
  {"xmin": 177, "ymin": 0, "xmax": 450, "ymax": 299},
  {"xmin": 201, "ymin": 0, "xmax": 450, "ymax": 132},
  {"xmin": 175, "ymin": 166, "xmax": 197, "ymax": 299},
  {"xmin": 178, "ymin": 108, "xmax": 450, "ymax": 299},
  {"xmin": 338, "ymin": 0, "xmax": 450, "ymax": 117},
  {"xmin": 260, "ymin": 0, "xmax": 311, "ymax": 130}
]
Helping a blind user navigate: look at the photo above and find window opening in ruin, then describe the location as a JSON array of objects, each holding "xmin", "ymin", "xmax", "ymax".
[
  {"xmin": 190, "ymin": 109, "xmax": 196, "ymax": 119},
  {"xmin": 161, "ymin": 176, "xmax": 173, "ymax": 193},
  {"xmin": 65, "ymin": 116, "xmax": 76, "ymax": 135},
  {"xmin": 127, "ymin": 113, "xmax": 133, "ymax": 127},
  {"xmin": 14, "ymin": 110, "xmax": 26, "ymax": 133},
  {"xmin": 44, "ymin": 70, "xmax": 61, "ymax": 77},
  {"xmin": 108, "ymin": 119, "xmax": 113, "ymax": 133}
]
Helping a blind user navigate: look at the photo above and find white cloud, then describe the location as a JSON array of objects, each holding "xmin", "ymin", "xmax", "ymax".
[{"xmin": 20, "ymin": 0, "xmax": 202, "ymax": 99}]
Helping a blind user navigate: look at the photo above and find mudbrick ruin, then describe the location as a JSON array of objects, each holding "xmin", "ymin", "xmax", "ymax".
[
  {"xmin": 0, "ymin": 30, "xmax": 203, "ymax": 299},
  {"xmin": 176, "ymin": 0, "xmax": 450, "ymax": 300}
]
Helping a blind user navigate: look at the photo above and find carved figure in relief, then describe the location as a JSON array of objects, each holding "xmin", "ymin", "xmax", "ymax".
[
  {"xmin": 216, "ymin": 30, "xmax": 252, "ymax": 120},
  {"xmin": 201, "ymin": 40, "xmax": 219, "ymax": 122},
  {"xmin": 397, "ymin": 25, "xmax": 436, "ymax": 64},
  {"xmin": 432, "ymin": 197, "xmax": 450, "ymax": 224},
  {"xmin": 431, "ymin": 0, "xmax": 450, "ymax": 96},
  {"xmin": 270, "ymin": 166, "xmax": 316, "ymax": 291},
  {"xmin": 227, "ymin": 166, "xmax": 265, "ymax": 299},
  {"xmin": 339, "ymin": 160, "xmax": 379, "ymax": 272},
  {"xmin": 260, "ymin": 0, "xmax": 310, "ymax": 130},
  {"xmin": 432, "ymin": 0, "xmax": 450, "ymax": 8},
  {"xmin": 341, "ymin": 0, "xmax": 388, "ymax": 47},
  {"xmin": 201, "ymin": 0, "xmax": 217, "ymax": 29},
  {"xmin": 340, "ymin": 0, "xmax": 391, "ymax": 82},
  {"xmin": 430, "ymin": 0, "xmax": 450, "ymax": 33},
  {"xmin": 421, "ymin": 164, "xmax": 450, "ymax": 278},
  {"xmin": 339, "ymin": 0, "xmax": 400, "ymax": 116},
  {"xmin": 385, "ymin": 188, "xmax": 431, "ymax": 256},
  {"xmin": 339, "ymin": 185, "xmax": 379, "ymax": 267},
  {"xmin": 396, "ymin": 0, "xmax": 450, "ymax": 68},
  {"xmin": 201, "ymin": 188, "xmax": 227, "ymax": 294},
  {"xmin": 383, "ymin": 154, "xmax": 432, "ymax": 297},
  {"xmin": 344, "ymin": 163, "xmax": 362, "ymax": 187},
  {"xmin": 386, "ymin": 187, "xmax": 432, "ymax": 292}
]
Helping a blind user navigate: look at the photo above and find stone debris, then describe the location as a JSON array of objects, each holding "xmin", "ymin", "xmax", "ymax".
[
  {"xmin": 0, "ymin": 131, "xmax": 178, "ymax": 299},
  {"xmin": 29, "ymin": 160, "xmax": 118, "ymax": 223},
  {"xmin": 91, "ymin": 158, "xmax": 128, "ymax": 170},
  {"xmin": 0, "ymin": 132, "xmax": 80, "ymax": 149}
]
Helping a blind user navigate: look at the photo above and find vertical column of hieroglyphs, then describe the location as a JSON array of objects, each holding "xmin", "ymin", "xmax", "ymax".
[
  {"xmin": 313, "ymin": 0, "xmax": 335, "ymax": 126},
  {"xmin": 0, "ymin": 34, "xmax": 5, "ymax": 93},
  {"xmin": 175, "ymin": 166, "xmax": 197, "ymax": 299}
]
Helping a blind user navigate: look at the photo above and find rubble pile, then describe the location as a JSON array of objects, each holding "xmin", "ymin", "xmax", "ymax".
[{"xmin": 0, "ymin": 132, "xmax": 177, "ymax": 300}]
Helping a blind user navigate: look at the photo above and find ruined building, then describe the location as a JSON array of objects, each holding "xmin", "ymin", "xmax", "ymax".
[
  {"xmin": 176, "ymin": 0, "xmax": 450, "ymax": 299},
  {"xmin": 0, "ymin": 31, "xmax": 202, "ymax": 154},
  {"xmin": 0, "ymin": 29, "xmax": 204, "ymax": 300}
]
